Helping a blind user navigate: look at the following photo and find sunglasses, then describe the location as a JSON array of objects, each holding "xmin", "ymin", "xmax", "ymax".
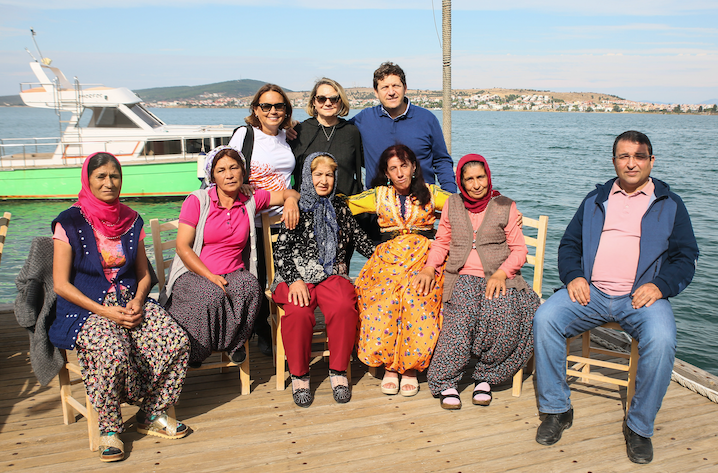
[
  {"xmin": 315, "ymin": 95, "xmax": 340, "ymax": 105},
  {"xmin": 257, "ymin": 102, "xmax": 286, "ymax": 112}
]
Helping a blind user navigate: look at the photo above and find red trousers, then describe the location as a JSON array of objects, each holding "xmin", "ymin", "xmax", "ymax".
[{"xmin": 272, "ymin": 275, "xmax": 358, "ymax": 376}]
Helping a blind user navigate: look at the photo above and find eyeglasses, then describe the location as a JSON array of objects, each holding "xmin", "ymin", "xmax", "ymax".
[
  {"xmin": 315, "ymin": 95, "xmax": 340, "ymax": 105},
  {"xmin": 614, "ymin": 154, "xmax": 652, "ymax": 162},
  {"xmin": 257, "ymin": 102, "xmax": 286, "ymax": 112}
]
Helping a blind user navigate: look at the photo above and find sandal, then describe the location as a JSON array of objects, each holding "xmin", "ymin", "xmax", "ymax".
[
  {"xmin": 400, "ymin": 372, "xmax": 419, "ymax": 397},
  {"xmin": 98, "ymin": 433, "xmax": 124, "ymax": 462},
  {"xmin": 380, "ymin": 371, "xmax": 400, "ymax": 395},
  {"xmin": 329, "ymin": 369, "xmax": 351, "ymax": 404},
  {"xmin": 472, "ymin": 382, "xmax": 492, "ymax": 406},
  {"xmin": 137, "ymin": 411, "xmax": 189, "ymax": 439},
  {"xmin": 439, "ymin": 393, "xmax": 462, "ymax": 410},
  {"xmin": 291, "ymin": 373, "xmax": 313, "ymax": 408}
]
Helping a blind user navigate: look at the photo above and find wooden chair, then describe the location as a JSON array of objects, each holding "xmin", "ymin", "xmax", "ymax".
[
  {"xmin": 511, "ymin": 214, "xmax": 549, "ymax": 397},
  {"xmin": 566, "ymin": 323, "xmax": 639, "ymax": 411},
  {"xmin": 262, "ymin": 213, "xmax": 351, "ymax": 391},
  {"xmin": 149, "ymin": 218, "xmax": 251, "ymax": 395},
  {"xmin": 0, "ymin": 211, "xmax": 10, "ymax": 267}
]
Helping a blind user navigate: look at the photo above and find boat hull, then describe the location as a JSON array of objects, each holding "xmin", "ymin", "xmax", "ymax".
[{"xmin": 0, "ymin": 160, "xmax": 201, "ymax": 199}]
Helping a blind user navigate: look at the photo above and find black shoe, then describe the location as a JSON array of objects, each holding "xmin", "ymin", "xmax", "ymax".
[
  {"xmin": 258, "ymin": 335, "xmax": 273, "ymax": 357},
  {"xmin": 623, "ymin": 422, "xmax": 653, "ymax": 464},
  {"xmin": 188, "ymin": 361, "xmax": 203, "ymax": 369},
  {"xmin": 536, "ymin": 408, "xmax": 573, "ymax": 445},
  {"xmin": 290, "ymin": 374, "xmax": 312, "ymax": 408},
  {"xmin": 229, "ymin": 345, "xmax": 246, "ymax": 364}
]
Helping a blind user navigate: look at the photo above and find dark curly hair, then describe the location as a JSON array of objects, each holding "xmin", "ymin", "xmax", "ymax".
[{"xmin": 370, "ymin": 144, "xmax": 430, "ymax": 207}]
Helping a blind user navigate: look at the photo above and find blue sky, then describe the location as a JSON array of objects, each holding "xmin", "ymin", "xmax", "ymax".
[{"xmin": 1, "ymin": 1, "xmax": 717, "ymax": 104}]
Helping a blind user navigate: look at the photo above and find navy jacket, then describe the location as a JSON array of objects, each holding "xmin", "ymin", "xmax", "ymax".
[
  {"xmin": 49, "ymin": 207, "xmax": 142, "ymax": 350},
  {"xmin": 558, "ymin": 177, "xmax": 698, "ymax": 299}
]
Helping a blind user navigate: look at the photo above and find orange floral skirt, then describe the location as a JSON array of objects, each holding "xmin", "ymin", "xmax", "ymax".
[{"xmin": 355, "ymin": 234, "xmax": 444, "ymax": 373}]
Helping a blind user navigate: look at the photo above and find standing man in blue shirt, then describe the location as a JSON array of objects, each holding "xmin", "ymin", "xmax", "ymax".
[{"xmin": 351, "ymin": 62, "xmax": 457, "ymax": 192}]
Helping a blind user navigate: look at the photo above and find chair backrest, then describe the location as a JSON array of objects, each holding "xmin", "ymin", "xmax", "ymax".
[
  {"xmin": 0, "ymin": 212, "xmax": 11, "ymax": 267},
  {"xmin": 521, "ymin": 215, "xmax": 549, "ymax": 299},
  {"xmin": 261, "ymin": 213, "xmax": 283, "ymax": 290},
  {"xmin": 149, "ymin": 218, "xmax": 180, "ymax": 291}
]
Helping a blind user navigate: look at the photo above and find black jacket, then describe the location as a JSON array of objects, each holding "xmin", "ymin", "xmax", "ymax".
[{"xmin": 289, "ymin": 117, "xmax": 363, "ymax": 196}]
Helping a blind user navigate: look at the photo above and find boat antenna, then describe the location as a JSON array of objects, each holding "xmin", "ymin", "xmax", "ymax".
[
  {"xmin": 25, "ymin": 47, "xmax": 38, "ymax": 62},
  {"xmin": 30, "ymin": 28, "xmax": 52, "ymax": 66}
]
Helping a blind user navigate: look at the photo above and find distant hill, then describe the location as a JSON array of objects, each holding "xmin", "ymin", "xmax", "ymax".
[
  {"xmin": 0, "ymin": 95, "xmax": 23, "ymax": 106},
  {"xmin": 700, "ymin": 99, "xmax": 718, "ymax": 105},
  {"xmin": 134, "ymin": 79, "xmax": 290, "ymax": 102}
]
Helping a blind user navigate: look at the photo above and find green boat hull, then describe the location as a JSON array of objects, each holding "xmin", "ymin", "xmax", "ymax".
[{"xmin": 0, "ymin": 161, "xmax": 202, "ymax": 199}]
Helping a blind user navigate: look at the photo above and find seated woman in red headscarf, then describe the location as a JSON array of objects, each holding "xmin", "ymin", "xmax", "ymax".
[
  {"xmin": 50, "ymin": 152, "xmax": 190, "ymax": 463},
  {"xmin": 413, "ymin": 154, "xmax": 540, "ymax": 410}
]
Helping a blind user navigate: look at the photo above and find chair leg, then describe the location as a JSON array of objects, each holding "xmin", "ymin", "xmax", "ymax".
[
  {"xmin": 58, "ymin": 351, "xmax": 76, "ymax": 425},
  {"xmin": 85, "ymin": 393, "xmax": 100, "ymax": 452},
  {"xmin": 512, "ymin": 368, "xmax": 524, "ymax": 397},
  {"xmin": 240, "ymin": 341, "xmax": 251, "ymax": 395},
  {"xmin": 220, "ymin": 351, "xmax": 230, "ymax": 374},
  {"xmin": 368, "ymin": 366, "xmax": 379, "ymax": 378},
  {"xmin": 276, "ymin": 313, "xmax": 286, "ymax": 391}
]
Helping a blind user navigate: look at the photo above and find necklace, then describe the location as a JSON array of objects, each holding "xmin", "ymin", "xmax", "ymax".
[{"xmin": 320, "ymin": 123, "xmax": 336, "ymax": 141}]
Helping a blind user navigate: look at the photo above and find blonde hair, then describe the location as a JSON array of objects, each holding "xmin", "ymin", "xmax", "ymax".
[
  {"xmin": 310, "ymin": 154, "xmax": 338, "ymax": 173},
  {"xmin": 304, "ymin": 78, "xmax": 350, "ymax": 118}
]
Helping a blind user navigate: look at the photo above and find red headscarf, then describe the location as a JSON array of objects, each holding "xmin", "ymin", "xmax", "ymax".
[
  {"xmin": 75, "ymin": 152, "xmax": 137, "ymax": 239},
  {"xmin": 456, "ymin": 154, "xmax": 500, "ymax": 213}
]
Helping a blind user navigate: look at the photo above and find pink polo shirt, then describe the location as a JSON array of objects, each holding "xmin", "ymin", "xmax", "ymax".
[
  {"xmin": 591, "ymin": 179, "xmax": 655, "ymax": 296},
  {"xmin": 426, "ymin": 201, "xmax": 527, "ymax": 278},
  {"xmin": 179, "ymin": 187, "xmax": 271, "ymax": 275}
]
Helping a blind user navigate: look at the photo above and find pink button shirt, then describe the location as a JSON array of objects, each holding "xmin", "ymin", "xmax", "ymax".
[
  {"xmin": 179, "ymin": 187, "xmax": 271, "ymax": 275},
  {"xmin": 591, "ymin": 179, "xmax": 655, "ymax": 296},
  {"xmin": 426, "ymin": 201, "xmax": 527, "ymax": 278}
]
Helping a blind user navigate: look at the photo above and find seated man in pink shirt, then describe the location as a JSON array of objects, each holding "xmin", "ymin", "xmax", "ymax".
[{"xmin": 533, "ymin": 131, "xmax": 699, "ymax": 464}]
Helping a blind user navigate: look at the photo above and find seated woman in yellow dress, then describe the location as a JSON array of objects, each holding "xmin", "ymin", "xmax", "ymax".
[{"xmin": 347, "ymin": 144, "xmax": 451, "ymax": 397}]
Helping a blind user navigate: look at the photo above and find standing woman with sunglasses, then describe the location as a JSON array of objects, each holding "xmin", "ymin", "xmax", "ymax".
[
  {"xmin": 228, "ymin": 84, "xmax": 298, "ymax": 357},
  {"xmin": 290, "ymin": 78, "xmax": 364, "ymax": 197}
]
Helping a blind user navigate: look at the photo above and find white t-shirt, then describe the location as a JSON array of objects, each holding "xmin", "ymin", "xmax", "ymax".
[{"xmin": 229, "ymin": 126, "xmax": 295, "ymax": 224}]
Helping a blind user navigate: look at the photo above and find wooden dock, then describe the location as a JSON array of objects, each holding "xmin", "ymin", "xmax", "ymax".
[{"xmin": 2, "ymin": 304, "xmax": 717, "ymax": 472}]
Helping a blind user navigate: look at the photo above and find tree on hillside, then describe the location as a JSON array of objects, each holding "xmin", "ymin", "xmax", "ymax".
[{"xmin": 612, "ymin": 104, "xmax": 622, "ymax": 112}]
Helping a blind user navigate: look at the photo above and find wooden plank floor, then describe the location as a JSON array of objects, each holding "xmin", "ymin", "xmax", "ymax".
[{"xmin": 2, "ymin": 305, "xmax": 717, "ymax": 472}]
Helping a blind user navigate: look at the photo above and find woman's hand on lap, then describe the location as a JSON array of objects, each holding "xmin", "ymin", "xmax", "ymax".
[
  {"xmin": 485, "ymin": 270, "xmax": 507, "ymax": 300},
  {"xmin": 412, "ymin": 267, "xmax": 436, "ymax": 295},
  {"xmin": 207, "ymin": 274, "xmax": 228, "ymax": 292},
  {"xmin": 288, "ymin": 280, "xmax": 310, "ymax": 307},
  {"xmin": 102, "ymin": 305, "xmax": 143, "ymax": 329}
]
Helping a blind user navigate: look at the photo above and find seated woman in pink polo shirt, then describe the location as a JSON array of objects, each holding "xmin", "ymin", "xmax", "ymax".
[
  {"xmin": 413, "ymin": 154, "xmax": 540, "ymax": 410},
  {"xmin": 161, "ymin": 145, "xmax": 299, "ymax": 367}
]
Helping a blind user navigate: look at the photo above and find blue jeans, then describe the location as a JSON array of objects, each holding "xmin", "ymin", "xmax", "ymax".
[{"xmin": 533, "ymin": 285, "xmax": 676, "ymax": 438}]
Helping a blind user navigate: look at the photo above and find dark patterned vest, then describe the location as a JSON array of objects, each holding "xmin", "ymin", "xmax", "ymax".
[{"xmin": 49, "ymin": 207, "xmax": 142, "ymax": 349}]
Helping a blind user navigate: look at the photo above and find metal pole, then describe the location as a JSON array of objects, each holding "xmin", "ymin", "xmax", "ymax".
[{"xmin": 442, "ymin": 0, "xmax": 452, "ymax": 154}]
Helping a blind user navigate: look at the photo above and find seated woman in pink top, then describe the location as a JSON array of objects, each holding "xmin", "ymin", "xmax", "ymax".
[
  {"xmin": 413, "ymin": 154, "xmax": 540, "ymax": 410},
  {"xmin": 161, "ymin": 145, "xmax": 299, "ymax": 367}
]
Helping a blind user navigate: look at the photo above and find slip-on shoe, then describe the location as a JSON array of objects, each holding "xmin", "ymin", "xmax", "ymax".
[
  {"xmin": 623, "ymin": 422, "xmax": 653, "ymax": 464},
  {"xmin": 536, "ymin": 408, "xmax": 573, "ymax": 445}
]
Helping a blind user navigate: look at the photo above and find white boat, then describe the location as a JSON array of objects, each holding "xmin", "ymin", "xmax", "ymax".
[{"xmin": 0, "ymin": 45, "xmax": 234, "ymax": 199}]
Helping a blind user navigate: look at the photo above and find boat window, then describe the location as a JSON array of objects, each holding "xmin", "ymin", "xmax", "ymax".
[
  {"xmin": 185, "ymin": 138, "xmax": 211, "ymax": 154},
  {"xmin": 143, "ymin": 140, "xmax": 182, "ymax": 156},
  {"xmin": 82, "ymin": 107, "xmax": 139, "ymax": 128},
  {"xmin": 217, "ymin": 136, "xmax": 231, "ymax": 146},
  {"xmin": 129, "ymin": 104, "xmax": 163, "ymax": 128}
]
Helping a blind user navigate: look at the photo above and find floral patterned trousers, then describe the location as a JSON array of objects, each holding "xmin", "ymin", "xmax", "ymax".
[{"xmin": 75, "ymin": 290, "xmax": 189, "ymax": 434}]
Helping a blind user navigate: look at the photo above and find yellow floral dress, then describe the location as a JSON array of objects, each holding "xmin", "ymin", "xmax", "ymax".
[{"xmin": 347, "ymin": 185, "xmax": 451, "ymax": 373}]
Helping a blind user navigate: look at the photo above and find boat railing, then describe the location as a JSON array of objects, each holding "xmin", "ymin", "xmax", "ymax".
[{"xmin": 0, "ymin": 137, "xmax": 60, "ymax": 167}]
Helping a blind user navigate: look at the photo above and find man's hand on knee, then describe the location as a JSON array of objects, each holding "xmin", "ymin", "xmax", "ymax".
[
  {"xmin": 631, "ymin": 283, "xmax": 663, "ymax": 309},
  {"xmin": 567, "ymin": 277, "xmax": 591, "ymax": 306}
]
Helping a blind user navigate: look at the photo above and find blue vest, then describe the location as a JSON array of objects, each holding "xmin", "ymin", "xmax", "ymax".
[{"xmin": 49, "ymin": 207, "xmax": 142, "ymax": 350}]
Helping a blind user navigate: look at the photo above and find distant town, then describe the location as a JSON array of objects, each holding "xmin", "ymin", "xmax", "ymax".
[{"xmin": 144, "ymin": 87, "xmax": 718, "ymax": 115}]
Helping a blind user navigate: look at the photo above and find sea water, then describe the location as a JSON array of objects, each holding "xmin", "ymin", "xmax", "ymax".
[{"xmin": 0, "ymin": 106, "xmax": 716, "ymax": 376}]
